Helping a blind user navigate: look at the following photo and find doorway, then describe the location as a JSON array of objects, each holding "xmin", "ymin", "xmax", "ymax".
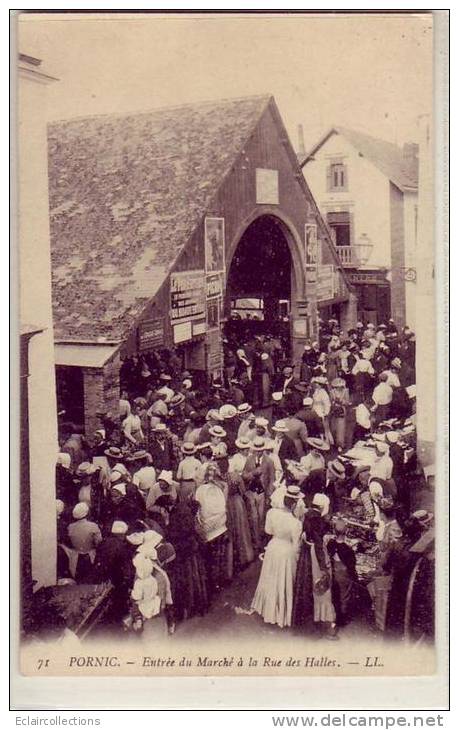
[{"xmin": 224, "ymin": 215, "xmax": 293, "ymax": 352}]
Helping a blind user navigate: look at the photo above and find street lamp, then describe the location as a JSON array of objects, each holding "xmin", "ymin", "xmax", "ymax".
[{"xmin": 353, "ymin": 234, "xmax": 373, "ymax": 266}]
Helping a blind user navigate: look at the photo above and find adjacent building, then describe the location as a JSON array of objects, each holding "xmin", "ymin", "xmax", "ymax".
[
  {"xmin": 299, "ymin": 126, "xmax": 419, "ymax": 329},
  {"xmin": 18, "ymin": 53, "xmax": 59, "ymax": 599},
  {"xmin": 48, "ymin": 95, "xmax": 354, "ymax": 435}
]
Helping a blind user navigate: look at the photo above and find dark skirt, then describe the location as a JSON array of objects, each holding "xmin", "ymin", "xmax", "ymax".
[
  {"xmin": 169, "ymin": 552, "xmax": 209, "ymax": 622},
  {"xmin": 291, "ymin": 542, "xmax": 315, "ymax": 628},
  {"xmin": 202, "ymin": 532, "xmax": 229, "ymax": 599}
]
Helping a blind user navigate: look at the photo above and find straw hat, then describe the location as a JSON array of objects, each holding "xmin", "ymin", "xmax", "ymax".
[
  {"xmin": 181, "ymin": 442, "xmax": 197, "ymax": 455},
  {"xmin": 209, "ymin": 425, "xmax": 227, "ymax": 439},
  {"xmin": 153, "ymin": 422, "xmax": 167, "ymax": 432},
  {"xmin": 272, "ymin": 392, "xmax": 284, "ymax": 402},
  {"xmin": 76, "ymin": 462, "xmax": 97, "ymax": 477},
  {"xmin": 126, "ymin": 449, "xmax": 149, "ymax": 462},
  {"xmin": 237, "ymin": 403, "xmax": 252, "ymax": 414},
  {"xmin": 252, "ymin": 437, "xmax": 266, "ymax": 451},
  {"xmin": 272, "ymin": 420, "xmax": 289, "ymax": 433},
  {"xmin": 327, "ymin": 459, "xmax": 346, "ymax": 480},
  {"xmin": 219, "ymin": 404, "xmax": 238, "ymax": 420},
  {"xmin": 306, "ymin": 437, "xmax": 330, "ymax": 452},
  {"xmin": 104, "ymin": 446, "xmax": 124, "ymax": 461},
  {"xmin": 302, "ymin": 396, "xmax": 313, "ymax": 407},
  {"xmin": 235, "ymin": 437, "xmax": 251, "ymax": 450},
  {"xmin": 255, "ymin": 417, "xmax": 269, "ymax": 428},
  {"xmin": 285, "ymin": 485, "xmax": 304, "ymax": 500}
]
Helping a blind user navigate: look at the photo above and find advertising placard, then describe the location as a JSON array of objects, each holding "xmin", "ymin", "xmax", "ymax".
[{"xmin": 170, "ymin": 270, "xmax": 205, "ymax": 321}]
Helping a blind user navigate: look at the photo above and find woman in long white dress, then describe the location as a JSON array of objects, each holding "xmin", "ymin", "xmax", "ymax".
[{"xmin": 251, "ymin": 486, "xmax": 303, "ymax": 628}]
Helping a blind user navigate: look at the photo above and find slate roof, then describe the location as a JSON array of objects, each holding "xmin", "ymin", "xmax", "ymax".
[
  {"xmin": 300, "ymin": 126, "xmax": 418, "ymax": 191},
  {"xmin": 48, "ymin": 95, "xmax": 272, "ymax": 342}
]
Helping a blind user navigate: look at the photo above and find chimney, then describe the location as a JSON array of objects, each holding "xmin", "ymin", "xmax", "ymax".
[{"xmin": 297, "ymin": 124, "xmax": 306, "ymax": 156}]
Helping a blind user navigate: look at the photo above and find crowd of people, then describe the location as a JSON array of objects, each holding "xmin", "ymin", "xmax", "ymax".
[{"xmin": 54, "ymin": 317, "xmax": 432, "ymax": 641}]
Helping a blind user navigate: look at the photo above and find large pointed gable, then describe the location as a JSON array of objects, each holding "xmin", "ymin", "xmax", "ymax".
[
  {"xmin": 48, "ymin": 94, "xmax": 271, "ymax": 342},
  {"xmin": 300, "ymin": 126, "xmax": 418, "ymax": 192}
]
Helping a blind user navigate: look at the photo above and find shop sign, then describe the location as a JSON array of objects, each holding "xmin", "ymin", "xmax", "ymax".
[
  {"xmin": 348, "ymin": 271, "xmax": 388, "ymax": 285},
  {"xmin": 170, "ymin": 270, "xmax": 205, "ymax": 322},
  {"xmin": 256, "ymin": 168, "xmax": 279, "ymax": 205},
  {"xmin": 316, "ymin": 265, "xmax": 335, "ymax": 302},
  {"xmin": 173, "ymin": 321, "xmax": 192, "ymax": 344},
  {"xmin": 192, "ymin": 321, "xmax": 207, "ymax": 336},
  {"xmin": 137, "ymin": 317, "xmax": 164, "ymax": 352},
  {"xmin": 205, "ymin": 218, "xmax": 225, "ymax": 274},
  {"xmin": 206, "ymin": 272, "xmax": 223, "ymax": 299}
]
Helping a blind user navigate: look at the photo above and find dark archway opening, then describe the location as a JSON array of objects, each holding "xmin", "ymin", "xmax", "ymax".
[{"xmin": 225, "ymin": 215, "xmax": 293, "ymax": 349}]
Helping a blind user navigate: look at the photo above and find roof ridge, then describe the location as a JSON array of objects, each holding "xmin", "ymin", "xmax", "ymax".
[{"xmin": 48, "ymin": 93, "xmax": 272, "ymax": 127}]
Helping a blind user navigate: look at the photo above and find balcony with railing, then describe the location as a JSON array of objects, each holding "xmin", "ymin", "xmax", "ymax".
[
  {"xmin": 335, "ymin": 245, "xmax": 357, "ymax": 267},
  {"xmin": 334, "ymin": 241, "xmax": 373, "ymax": 268}
]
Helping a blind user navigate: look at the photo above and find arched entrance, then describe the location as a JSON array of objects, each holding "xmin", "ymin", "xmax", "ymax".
[{"xmin": 224, "ymin": 214, "xmax": 304, "ymax": 358}]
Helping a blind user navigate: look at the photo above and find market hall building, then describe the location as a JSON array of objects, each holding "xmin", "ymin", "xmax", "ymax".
[{"xmin": 48, "ymin": 95, "xmax": 354, "ymax": 435}]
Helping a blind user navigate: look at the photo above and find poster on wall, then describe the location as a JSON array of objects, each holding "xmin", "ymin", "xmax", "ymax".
[
  {"xmin": 137, "ymin": 318, "xmax": 164, "ymax": 352},
  {"xmin": 206, "ymin": 327, "xmax": 223, "ymax": 374},
  {"xmin": 207, "ymin": 298, "xmax": 220, "ymax": 330},
  {"xmin": 205, "ymin": 217, "xmax": 225, "ymax": 274},
  {"xmin": 304, "ymin": 223, "xmax": 319, "ymax": 268},
  {"xmin": 170, "ymin": 270, "xmax": 205, "ymax": 321},
  {"xmin": 206, "ymin": 272, "xmax": 223, "ymax": 299}
]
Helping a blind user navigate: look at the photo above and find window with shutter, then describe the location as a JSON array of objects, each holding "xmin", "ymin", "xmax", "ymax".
[{"xmin": 327, "ymin": 161, "xmax": 348, "ymax": 191}]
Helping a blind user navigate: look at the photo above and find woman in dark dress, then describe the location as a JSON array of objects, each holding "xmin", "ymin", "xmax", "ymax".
[
  {"xmin": 292, "ymin": 495, "xmax": 337, "ymax": 638},
  {"xmin": 166, "ymin": 484, "xmax": 209, "ymax": 623}
]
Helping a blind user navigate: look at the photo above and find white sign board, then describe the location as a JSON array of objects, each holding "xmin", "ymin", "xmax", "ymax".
[
  {"xmin": 173, "ymin": 321, "xmax": 192, "ymax": 344},
  {"xmin": 256, "ymin": 168, "xmax": 279, "ymax": 205}
]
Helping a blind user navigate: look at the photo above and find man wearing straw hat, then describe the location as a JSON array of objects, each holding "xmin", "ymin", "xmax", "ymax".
[
  {"xmin": 176, "ymin": 442, "xmax": 201, "ymax": 490},
  {"xmin": 242, "ymin": 436, "xmax": 275, "ymax": 551}
]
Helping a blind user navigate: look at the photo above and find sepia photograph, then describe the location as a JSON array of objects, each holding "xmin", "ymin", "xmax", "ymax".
[{"xmin": 11, "ymin": 9, "xmax": 448, "ymax": 708}]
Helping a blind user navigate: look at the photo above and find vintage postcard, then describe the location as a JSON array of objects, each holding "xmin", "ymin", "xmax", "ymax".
[{"xmin": 12, "ymin": 10, "xmax": 448, "ymax": 708}]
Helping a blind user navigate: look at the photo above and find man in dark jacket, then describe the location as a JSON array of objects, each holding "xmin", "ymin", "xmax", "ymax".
[
  {"xmin": 295, "ymin": 396, "xmax": 323, "ymax": 438},
  {"xmin": 94, "ymin": 520, "xmax": 136, "ymax": 622},
  {"xmin": 148, "ymin": 423, "xmax": 175, "ymax": 472},
  {"xmin": 271, "ymin": 420, "xmax": 298, "ymax": 472}
]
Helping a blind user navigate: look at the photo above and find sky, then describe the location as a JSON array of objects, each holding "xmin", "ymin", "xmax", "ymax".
[{"xmin": 18, "ymin": 12, "xmax": 433, "ymax": 149}]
